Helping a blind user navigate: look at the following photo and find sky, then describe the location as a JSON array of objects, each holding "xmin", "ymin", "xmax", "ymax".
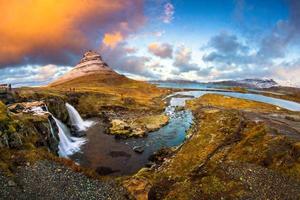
[{"xmin": 1, "ymin": 0, "xmax": 300, "ymax": 87}]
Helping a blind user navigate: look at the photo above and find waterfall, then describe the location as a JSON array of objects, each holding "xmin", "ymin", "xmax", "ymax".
[
  {"xmin": 25, "ymin": 104, "xmax": 87, "ymax": 158},
  {"xmin": 51, "ymin": 116, "xmax": 86, "ymax": 158},
  {"xmin": 65, "ymin": 103, "xmax": 93, "ymax": 131}
]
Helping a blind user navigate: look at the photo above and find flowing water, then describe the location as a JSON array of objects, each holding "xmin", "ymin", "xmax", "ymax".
[
  {"xmin": 65, "ymin": 103, "xmax": 94, "ymax": 131},
  {"xmin": 51, "ymin": 116, "xmax": 86, "ymax": 158},
  {"xmin": 71, "ymin": 98, "xmax": 193, "ymax": 175},
  {"xmin": 60, "ymin": 89, "xmax": 300, "ymax": 175}
]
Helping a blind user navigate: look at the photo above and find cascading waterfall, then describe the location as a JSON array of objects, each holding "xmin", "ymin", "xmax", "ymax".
[
  {"xmin": 51, "ymin": 116, "xmax": 86, "ymax": 158},
  {"xmin": 28, "ymin": 104, "xmax": 87, "ymax": 158},
  {"xmin": 65, "ymin": 103, "xmax": 93, "ymax": 131}
]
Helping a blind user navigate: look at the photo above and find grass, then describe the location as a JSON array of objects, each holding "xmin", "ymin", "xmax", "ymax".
[
  {"xmin": 123, "ymin": 94, "xmax": 300, "ymax": 199},
  {"xmin": 187, "ymin": 93, "xmax": 286, "ymax": 113}
]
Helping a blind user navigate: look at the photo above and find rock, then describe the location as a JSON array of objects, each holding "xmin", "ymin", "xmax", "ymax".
[
  {"xmin": 109, "ymin": 119, "xmax": 132, "ymax": 136},
  {"xmin": 108, "ymin": 151, "xmax": 131, "ymax": 158},
  {"xmin": 8, "ymin": 132, "xmax": 23, "ymax": 149},
  {"xmin": 133, "ymin": 146, "xmax": 144, "ymax": 153},
  {"xmin": 8, "ymin": 180, "xmax": 16, "ymax": 187},
  {"xmin": 70, "ymin": 125, "xmax": 86, "ymax": 137},
  {"xmin": 148, "ymin": 148, "xmax": 174, "ymax": 165},
  {"xmin": 9, "ymin": 104, "xmax": 25, "ymax": 113},
  {"xmin": 96, "ymin": 166, "xmax": 119, "ymax": 176}
]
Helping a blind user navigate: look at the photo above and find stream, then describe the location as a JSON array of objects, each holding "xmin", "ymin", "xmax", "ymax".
[{"xmin": 61, "ymin": 89, "xmax": 300, "ymax": 176}]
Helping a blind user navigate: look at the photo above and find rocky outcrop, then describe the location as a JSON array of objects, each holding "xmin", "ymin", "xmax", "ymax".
[
  {"xmin": 45, "ymin": 97, "xmax": 69, "ymax": 124},
  {"xmin": 109, "ymin": 114, "xmax": 169, "ymax": 137},
  {"xmin": 0, "ymin": 101, "xmax": 59, "ymax": 154}
]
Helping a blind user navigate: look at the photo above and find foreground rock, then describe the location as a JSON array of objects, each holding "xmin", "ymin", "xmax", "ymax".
[
  {"xmin": 0, "ymin": 160, "xmax": 128, "ymax": 200},
  {"xmin": 124, "ymin": 94, "xmax": 300, "ymax": 199},
  {"xmin": 109, "ymin": 114, "xmax": 169, "ymax": 137}
]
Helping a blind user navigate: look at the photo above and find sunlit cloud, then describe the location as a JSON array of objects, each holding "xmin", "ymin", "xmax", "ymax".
[
  {"xmin": 103, "ymin": 32, "xmax": 124, "ymax": 48},
  {"xmin": 0, "ymin": 0, "xmax": 145, "ymax": 68}
]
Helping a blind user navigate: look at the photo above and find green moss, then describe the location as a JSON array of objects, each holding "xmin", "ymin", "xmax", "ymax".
[{"xmin": 201, "ymin": 175, "xmax": 227, "ymax": 194}]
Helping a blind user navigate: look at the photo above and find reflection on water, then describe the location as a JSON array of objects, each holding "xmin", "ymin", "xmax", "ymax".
[
  {"xmin": 70, "ymin": 88, "xmax": 300, "ymax": 176},
  {"xmin": 71, "ymin": 96, "xmax": 193, "ymax": 175},
  {"xmin": 171, "ymin": 90, "xmax": 300, "ymax": 111}
]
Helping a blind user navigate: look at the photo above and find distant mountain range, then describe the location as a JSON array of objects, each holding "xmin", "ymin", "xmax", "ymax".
[
  {"xmin": 211, "ymin": 78, "xmax": 278, "ymax": 89},
  {"xmin": 151, "ymin": 78, "xmax": 279, "ymax": 89}
]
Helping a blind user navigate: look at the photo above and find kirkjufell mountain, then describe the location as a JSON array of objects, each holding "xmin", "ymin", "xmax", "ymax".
[{"xmin": 49, "ymin": 51, "xmax": 131, "ymax": 87}]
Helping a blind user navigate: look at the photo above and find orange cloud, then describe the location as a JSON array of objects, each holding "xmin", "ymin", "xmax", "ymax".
[
  {"xmin": 0, "ymin": 0, "xmax": 145, "ymax": 67},
  {"xmin": 103, "ymin": 32, "xmax": 124, "ymax": 48}
]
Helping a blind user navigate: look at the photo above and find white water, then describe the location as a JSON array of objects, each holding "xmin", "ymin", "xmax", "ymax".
[
  {"xmin": 27, "ymin": 104, "xmax": 86, "ymax": 158},
  {"xmin": 52, "ymin": 116, "xmax": 86, "ymax": 158},
  {"xmin": 65, "ymin": 103, "xmax": 94, "ymax": 131}
]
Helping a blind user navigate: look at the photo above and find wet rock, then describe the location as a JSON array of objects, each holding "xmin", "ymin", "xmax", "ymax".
[
  {"xmin": 133, "ymin": 146, "xmax": 144, "ymax": 153},
  {"xmin": 9, "ymin": 104, "xmax": 25, "ymax": 113},
  {"xmin": 148, "ymin": 148, "xmax": 174, "ymax": 165},
  {"xmin": 46, "ymin": 98, "xmax": 69, "ymax": 124},
  {"xmin": 108, "ymin": 151, "xmax": 131, "ymax": 158},
  {"xmin": 70, "ymin": 125, "xmax": 86, "ymax": 137},
  {"xmin": 96, "ymin": 166, "xmax": 119, "ymax": 176}
]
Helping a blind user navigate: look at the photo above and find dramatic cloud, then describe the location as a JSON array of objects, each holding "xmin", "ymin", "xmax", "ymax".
[
  {"xmin": 255, "ymin": 0, "xmax": 300, "ymax": 60},
  {"xmin": 103, "ymin": 32, "xmax": 124, "ymax": 48},
  {"xmin": 162, "ymin": 2, "xmax": 175, "ymax": 23},
  {"xmin": 202, "ymin": 32, "xmax": 252, "ymax": 65},
  {"xmin": 100, "ymin": 42, "xmax": 157, "ymax": 78},
  {"xmin": 148, "ymin": 42, "xmax": 173, "ymax": 58},
  {"xmin": 0, "ymin": 65, "xmax": 71, "ymax": 86},
  {"xmin": 0, "ymin": 0, "xmax": 145, "ymax": 68}
]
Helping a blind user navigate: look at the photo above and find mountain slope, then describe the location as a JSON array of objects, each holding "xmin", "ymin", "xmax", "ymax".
[
  {"xmin": 45, "ymin": 51, "xmax": 168, "ymax": 112},
  {"xmin": 49, "ymin": 51, "xmax": 132, "ymax": 87}
]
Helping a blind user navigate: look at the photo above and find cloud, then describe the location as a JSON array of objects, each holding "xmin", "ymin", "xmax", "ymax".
[
  {"xmin": 207, "ymin": 31, "xmax": 249, "ymax": 55},
  {"xmin": 148, "ymin": 42, "xmax": 173, "ymax": 58},
  {"xmin": 0, "ymin": 64, "xmax": 71, "ymax": 86},
  {"xmin": 162, "ymin": 2, "xmax": 175, "ymax": 23},
  {"xmin": 243, "ymin": 0, "xmax": 300, "ymax": 61},
  {"xmin": 103, "ymin": 32, "xmax": 124, "ymax": 48},
  {"xmin": 100, "ymin": 42, "xmax": 157, "ymax": 78},
  {"xmin": 0, "ymin": 0, "xmax": 145, "ymax": 68},
  {"xmin": 173, "ymin": 45, "xmax": 200, "ymax": 72},
  {"xmin": 202, "ymin": 31, "xmax": 260, "ymax": 68},
  {"xmin": 272, "ymin": 59, "xmax": 300, "ymax": 87}
]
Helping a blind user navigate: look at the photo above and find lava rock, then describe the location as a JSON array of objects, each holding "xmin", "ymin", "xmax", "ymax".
[{"xmin": 133, "ymin": 146, "xmax": 144, "ymax": 153}]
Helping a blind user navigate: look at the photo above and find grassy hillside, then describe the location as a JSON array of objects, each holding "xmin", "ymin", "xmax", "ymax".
[{"xmin": 123, "ymin": 94, "xmax": 300, "ymax": 200}]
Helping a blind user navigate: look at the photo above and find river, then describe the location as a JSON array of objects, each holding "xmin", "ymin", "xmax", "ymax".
[{"xmin": 70, "ymin": 86, "xmax": 300, "ymax": 175}]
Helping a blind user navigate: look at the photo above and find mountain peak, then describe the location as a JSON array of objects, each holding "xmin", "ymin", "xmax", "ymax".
[
  {"xmin": 49, "ymin": 50, "xmax": 117, "ymax": 86},
  {"xmin": 79, "ymin": 50, "xmax": 103, "ymax": 64}
]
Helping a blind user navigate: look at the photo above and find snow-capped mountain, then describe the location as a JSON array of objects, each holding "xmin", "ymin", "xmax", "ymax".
[{"xmin": 212, "ymin": 78, "xmax": 278, "ymax": 89}]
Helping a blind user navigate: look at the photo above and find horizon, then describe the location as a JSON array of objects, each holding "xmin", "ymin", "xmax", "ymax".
[{"xmin": 1, "ymin": 0, "xmax": 300, "ymax": 87}]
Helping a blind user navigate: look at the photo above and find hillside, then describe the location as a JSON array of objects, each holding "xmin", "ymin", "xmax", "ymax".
[{"xmin": 16, "ymin": 51, "xmax": 169, "ymax": 118}]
